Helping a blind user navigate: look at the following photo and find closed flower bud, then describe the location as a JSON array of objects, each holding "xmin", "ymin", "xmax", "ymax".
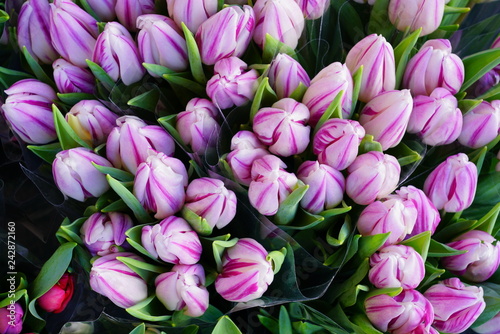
[
  {"xmin": 134, "ymin": 152, "xmax": 188, "ymax": 219},
  {"xmin": 137, "ymin": 14, "xmax": 189, "ymax": 74},
  {"xmin": 156, "ymin": 264, "xmax": 209, "ymax": 317},
  {"xmin": 475, "ymin": 69, "xmax": 500, "ymax": 97},
  {"xmin": 0, "ymin": 303, "xmax": 23, "ymax": 334},
  {"xmin": 408, "ymin": 88, "xmax": 463, "ymax": 146},
  {"xmin": 196, "ymin": 5, "xmax": 255, "ymax": 65},
  {"xmin": 92, "ymin": 22, "xmax": 145, "ymax": 85},
  {"xmin": 115, "ymin": 0, "xmax": 154, "ymax": 31},
  {"xmin": 359, "ymin": 89, "xmax": 413, "ymax": 150},
  {"xmin": 52, "ymin": 147, "xmax": 112, "ymax": 202},
  {"xmin": 297, "ymin": 161, "xmax": 345, "ymax": 214},
  {"xmin": 388, "ymin": 0, "xmax": 446, "ymax": 36},
  {"xmin": 346, "ymin": 34, "xmax": 396, "ymax": 103},
  {"xmin": 249, "ymin": 155, "xmax": 299, "ymax": 215},
  {"xmin": 346, "ymin": 151, "xmax": 401, "ymax": 205},
  {"xmin": 90, "ymin": 252, "xmax": 149, "ymax": 309},
  {"xmin": 253, "ymin": 98, "xmax": 311, "ymax": 157},
  {"xmin": 268, "ymin": 53, "xmax": 311, "ymax": 99},
  {"xmin": 1, "ymin": 79, "xmax": 57, "ymax": 144},
  {"xmin": 423, "ymin": 153, "xmax": 478, "ymax": 212},
  {"xmin": 441, "ymin": 230, "xmax": 500, "ymax": 282},
  {"xmin": 294, "ymin": 0, "xmax": 330, "ymax": 20},
  {"xmin": 52, "ymin": 59, "xmax": 95, "ymax": 94},
  {"xmin": 473, "ymin": 312, "xmax": 500, "ymax": 334},
  {"xmin": 167, "ymin": 0, "xmax": 218, "ymax": 33},
  {"xmin": 404, "ymin": 39, "xmax": 464, "ymax": 96},
  {"xmin": 253, "ymin": 0, "xmax": 305, "ymax": 49},
  {"xmin": 396, "ymin": 186, "xmax": 440, "ymax": 238},
  {"xmin": 369, "ymin": 244, "xmax": 425, "ymax": 289},
  {"xmin": 38, "ymin": 272, "xmax": 74, "ymax": 313},
  {"xmin": 206, "ymin": 57, "xmax": 259, "ymax": 109},
  {"xmin": 458, "ymin": 100, "xmax": 500, "ymax": 149},
  {"xmin": 313, "ymin": 119, "xmax": 365, "ymax": 170},
  {"xmin": 86, "ymin": 0, "xmax": 116, "ymax": 21},
  {"xmin": 106, "ymin": 116, "xmax": 175, "ymax": 174},
  {"xmin": 80, "ymin": 212, "xmax": 133, "ymax": 256},
  {"xmin": 176, "ymin": 98, "xmax": 220, "ymax": 154},
  {"xmin": 141, "ymin": 216, "xmax": 202, "ymax": 264},
  {"xmin": 424, "ymin": 278, "xmax": 486, "ymax": 334},
  {"xmin": 215, "ymin": 238, "xmax": 274, "ymax": 302}
]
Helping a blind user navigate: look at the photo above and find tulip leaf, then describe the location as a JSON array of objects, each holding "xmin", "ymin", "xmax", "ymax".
[
  {"xmin": 125, "ymin": 224, "xmax": 164, "ymax": 262},
  {"xmin": 359, "ymin": 135, "xmax": 383, "ymax": 154},
  {"xmin": 126, "ymin": 296, "xmax": 172, "ymax": 322},
  {"xmin": 387, "ymin": 141, "xmax": 423, "ymax": 167},
  {"xmin": 53, "ymin": 104, "xmax": 92, "ymax": 150},
  {"xmin": 182, "ymin": 325, "xmax": 200, "ymax": 334},
  {"xmin": 143, "ymin": 63, "xmax": 181, "ymax": 77},
  {"xmin": 117, "ymin": 256, "xmax": 165, "ymax": 283},
  {"xmin": 327, "ymin": 218, "xmax": 353, "ymax": 247},
  {"xmin": 314, "ymin": 90, "xmax": 345, "ymax": 134},
  {"xmin": 458, "ymin": 99, "xmax": 483, "ymax": 114},
  {"xmin": 56, "ymin": 217, "xmax": 85, "ymax": 245},
  {"xmin": 472, "ymin": 202, "xmax": 500, "ymax": 235},
  {"xmin": 350, "ymin": 313, "xmax": 384, "ymax": 334},
  {"xmin": 129, "ymin": 323, "xmax": 146, "ymax": 334},
  {"xmin": 393, "ymin": 28, "xmax": 421, "ymax": 89},
  {"xmin": 340, "ymin": 284, "xmax": 370, "ymax": 308},
  {"xmin": 321, "ymin": 202, "xmax": 353, "ymax": 219},
  {"xmin": 157, "ymin": 115, "xmax": 192, "ymax": 153},
  {"xmin": 274, "ymin": 184, "xmax": 309, "ymax": 225},
  {"xmin": 289, "ymin": 82, "xmax": 308, "ymax": 102},
  {"xmin": 279, "ymin": 209, "xmax": 324, "ymax": 232},
  {"xmin": 267, "ymin": 247, "xmax": 287, "ymax": 274},
  {"xmin": 262, "ymin": 34, "xmax": 298, "ymax": 64},
  {"xmin": 427, "ymin": 239, "xmax": 468, "ymax": 257},
  {"xmin": 477, "ymin": 82, "xmax": 500, "ymax": 101},
  {"xmin": 106, "ymin": 175, "xmax": 153, "ymax": 224},
  {"xmin": 357, "ymin": 233, "xmax": 390, "ymax": 259},
  {"xmin": 472, "ymin": 283, "xmax": 500, "ymax": 327},
  {"xmin": 250, "ymin": 77, "xmax": 278, "ymax": 122},
  {"xmin": 351, "ymin": 66, "xmax": 363, "ymax": 113},
  {"xmin": 327, "ymin": 258, "xmax": 370, "ymax": 304},
  {"xmin": 367, "ymin": 0, "xmax": 393, "ymax": 38},
  {"xmin": 100, "ymin": 199, "xmax": 129, "ymax": 213},
  {"xmin": 181, "ymin": 22, "xmax": 206, "ymax": 84},
  {"xmin": 86, "ymin": 60, "xmax": 116, "ymax": 91},
  {"xmin": 400, "ymin": 231, "xmax": 431, "ymax": 262},
  {"xmin": 421, "ymin": 262, "xmax": 446, "ymax": 288},
  {"xmin": 22, "ymin": 46, "xmax": 56, "ymax": 88},
  {"xmin": 213, "ymin": 238, "xmax": 239, "ymax": 272},
  {"xmin": 77, "ymin": 0, "xmax": 100, "ymax": 20},
  {"xmin": 279, "ymin": 306, "xmax": 293, "ymax": 334},
  {"xmin": 288, "ymin": 303, "xmax": 351, "ymax": 334},
  {"xmin": 258, "ymin": 314, "xmax": 279, "ymax": 333},
  {"xmin": 433, "ymin": 219, "xmax": 479, "ymax": 243},
  {"xmin": 366, "ymin": 287, "xmax": 403, "ymax": 300},
  {"xmin": 163, "ymin": 73, "xmax": 207, "ymax": 97},
  {"xmin": 92, "ymin": 163, "xmax": 134, "ymax": 182},
  {"xmin": 27, "ymin": 143, "xmax": 62, "ymax": 164},
  {"xmin": 460, "ymin": 48, "xmax": 500, "ymax": 93},
  {"xmin": 211, "ymin": 316, "xmax": 242, "ymax": 334},
  {"xmin": 0, "ymin": 9, "xmax": 8, "ymax": 23},
  {"xmin": 0, "ymin": 290, "xmax": 27, "ymax": 308},
  {"xmin": 0, "ymin": 66, "xmax": 33, "ymax": 90},
  {"xmin": 57, "ymin": 92, "xmax": 95, "ymax": 106},
  {"xmin": 469, "ymin": 135, "xmax": 500, "ymax": 174},
  {"xmin": 128, "ymin": 89, "xmax": 160, "ymax": 113},
  {"xmin": 182, "ymin": 207, "xmax": 213, "ymax": 235},
  {"xmin": 444, "ymin": 5, "xmax": 470, "ymax": 14}
]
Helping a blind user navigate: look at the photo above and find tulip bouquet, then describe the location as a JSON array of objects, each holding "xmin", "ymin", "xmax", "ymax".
[{"xmin": 1, "ymin": 0, "xmax": 500, "ymax": 333}]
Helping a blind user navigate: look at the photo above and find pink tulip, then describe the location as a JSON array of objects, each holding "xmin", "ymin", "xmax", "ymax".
[
  {"xmin": 0, "ymin": 303, "xmax": 23, "ymax": 334},
  {"xmin": 458, "ymin": 100, "xmax": 500, "ymax": 149},
  {"xmin": 473, "ymin": 312, "xmax": 500, "ymax": 334},
  {"xmin": 52, "ymin": 58, "xmax": 95, "ymax": 94},
  {"xmin": 115, "ymin": 0, "xmax": 155, "ymax": 31},
  {"xmin": 38, "ymin": 273, "xmax": 74, "ymax": 313},
  {"xmin": 166, "ymin": 0, "xmax": 218, "ymax": 33},
  {"xmin": 388, "ymin": 0, "xmax": 446, "ymax": 36},
  {"xmin": 294, "ymin": 0, "xmax": 331, "ymax": 20},
  {"xmin": 268, "ymin": 53, "xmax": 310, "ymax": 99},
  {"xmin": 86, "ymin": 0, "xmax": 116, "ymax": 21}
]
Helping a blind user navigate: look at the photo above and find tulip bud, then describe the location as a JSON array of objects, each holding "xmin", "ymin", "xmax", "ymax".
[
  {"xmin": 473, "ymin": 312, "xmax": 500, "ymax": 334},
  {"xmin": 80, "ymin": 212, "xmax": 133, "ymax": 256},
  {"xmin": 396, "ymin": 186, "xmax": 440, "ymax": 238},
  {"xmin": 156, "ymin": 264, "xmax": 209, "ymax": 317},
  {"xmin": 365, "ymin": 290, "xmax": 435, "ymax": 334},
  {"xmin": 388, "ymin": 0, "xmax": 446, "ymax": 36},
  {"xmin": 17, "ymin": 0, "xmax": 58, "ymax": 64},
  {"xmin": 253, "ymin": 98, "xmax": 311, "ymax": 157},
  {"xmin": 167, "ymin": 0, "xmax": 218, "ymax": 33},
  {"xmin": 176, "ymin": 98, "xmax": 220, "ymax": 155},
  {"xmin": 475, "ymin": 69, "xmax": 500, "ymax": 97},
  {"xmin": 423, "ymin": 153, "xmax": 478, "ymax": 212},
  {"xmin": 404, "ymin": 39, "xmax": 464, "ymax": 96},
  {"xmin": 92, "ymin": 22, "xmax": 145, "ymax": 85},
  {"xmin": 106, "ymin": 116, "xmax": 176, "ymax": 174},
  {"xmin": 183, "ymin": 178, "xmax": 237, "ymax": 232},
  {"xmin": 134, "ymin": 152, "xmax": 188, "ymax": 219},
  {"xmin": 458, "ymin": 100, "xmax": 500, "ymax": 149},
  {"xmin": 86, "ymin": 0, "xmax": 116, "ymax": 21},
  {"xmin": 115, "ymin": 0, "xmax": 154, "ymax": 31},
  {"xmin": 441, "ymin": 230, "xmax": 500, "ymax": 282},
  {"xmin": 297, "ymin": 161, "xmax": 345, "ymax": 214},
  {"xmin": 313, "ymin": 119, "xmax": 365, "ymax": 170},
  {"xmin": 345, "ymin": 34, "xmax": 396, "ymax": 103},
  {"xmin": 359, "ymin": 89, "xmax": 413, "ymax": 150},
  {"xmin": 52, "ymin": 147, "xmax": 112, "ymax": 202},
  {"xmin": 141, "ymin": 216, "xmax": 202, "ymax": 264},
  {"xmin": 38, "ymin": 272, "xmax": 74, "ymax": 313},
  {"xmin": 1, "ymin": 79, "xmax": 57, "ymax": 144},
  {"xmin": 267, "ymin": 53, "xmax": 310, "ymax": 99},
  {"xmin": 90, "ymin": 252, "xmax": 149, "ymax": 308},
  {"xmin": 302, "ymin": 62, "xmax": 353, "ymax": 124},
  {"xmin": 0, "ymin": 303, "xmax": 23, "ymax": 334},
  {"xmin": 137, "ymin": 14, "xmax": 189, "ymax": 74},
  {"xmin": 196, "ymin": 5, "xmax": 255, "ymax": 65},
  {"xmin": 52, "ymin": 59, "xmax": 95, "ymax": 94},
  {"xmin": 407, "ymin": 88, "xmax": 463, "ymax": 146},
  {"xmin": 215, "ymin": 238, "xmax": 274, "ymax": 302},
  {"xmin": 346, "ymin": 151, "xmax": 401, "ymax": 205},
  {"xmin": 294, "ymin": 0, "xmax": 330, "ymax": 20},
  {"xmin": 49, "ymin": 0, "xmax": 99, "ymax": 68},
  {"xmin": 206, "ymin": 57, "xmax": 259, "ymax": 109},
  {"xmin": 424, "ymin": 278, "xmax": 486, "ymax": 334},
  {"xmin": 249, "ymin": 155, "xmax": 299, "ymax": 215}
]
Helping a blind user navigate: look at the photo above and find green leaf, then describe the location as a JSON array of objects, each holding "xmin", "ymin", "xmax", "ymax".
[
  {"xmin": 340, "ymin": 284, "xmax": 370, "ymax": 308},
  {"xmin": 77, "ymin": 0, "xmax": 100, "ymax": 20},
  {"xmin": 472, "ymin": 283, "xmax": 500, "ymax": 327},
  {"xmin": 163, "ymin": 74, "xmax": 207, "ymax": 96},
  {"xmin": 358, "ymin": 233, "xmax": 390, "ymax": 259},
  {"xmin": 27, "ymin": 143, "xmax": 62, "ymax": 164},
  {"xmin": 289, "ymin": 303, "xmax": 350, "ymax": 334},
  {"xmin": 128, "ymin": 89, "xmax": 160, "ymax": 112},
  {"xmin": 182, "ymin": 325, "xmax": 200, "ymax": 334},
  {"xmin": 460, "ymin": 48, "xmax": 500, "ymax": 93},
  {"xmin": 181, "ymin": 22, "xmax": 206, "ymax": 84},
  {"xmin": 258, "ymin": 315, "xmax": 279, "ymax": 333},
  {"xmin": 56, "ymin": 217, "xmax": 86, "ymax": 245},
  {"xmin": 327, "ymin": 218, "xmax": 353, "ymax": 247},
  {"xmin": 250, "ymin": 77, "xmax": 278, "ymax": 121},
  {"xmin": 86, "ymin": 60, "xmax": 116, "ymax": 91},
  {"xmin": 126, "ymin": 296, "xmax": 172, "ymax": 322},
  {"xmin": 0, "ymin": 290, "xmax": 27, "ymax": 307},
  {"xmin": 0, "ymin": 9, "xmax": 9, "ymax": 23},
  {"xmin": 0, "ymin": 66, "xmax": 32, "ymax": 89},
  {"xmin": 421, "ymin": 262, "xmax": 446, "ymax": 288},
  {"xmin": 262, "ymin": 34, "xmax": 297, "ymax": 63},
  {"xmin": 393, "ymin": 28, "xmax": 421, "ymax": 88},
  {"xmin": 400, "ymin": 231, "xmax": 431, "ymax": 261},
  {"xmin": 213, "ymin": 238, "xmax": 238, "ymax": 272},
  {"xmin": 443, "ymin": 5, "xmax": 470, "ymax": 14},
  {"xmin": 351, "ymin": 66, "xmax": 363, "ymax": 113},
  {"xmin": 367, "ymin": 0, "xmax": 393, "ymax": 38},
  {"xmin": 106, "ymin": 175, "xmax": 152, "ymax": 224},
  {"xmin": 428, "ymin": 239, "xmax": 467, "ymax": 257},
  {"xmin": 157, "ymin": 115, "xmax": 191, "ymax": 152},
  {"xmin": 350, "ymin": 313, "xmax": 384, "ymax": 334},
  {"xmin": 22, "ymin": 46, "xmax": 56, "ymax": 87},
  {"xmin": 278, "ymin": 209, "xmax": 324, "ymax": 232},
  {"xmin": 182, "ymin": 207, "xmax": 213, "ymax": 235},
  {"xmin": 267, "ymin": 247, "xmax": 287, "ymax": 274},
  {"xmin": 279, "ymin": 306, "xmax": 293, "ymax": 334},
  {"xmin": 117, "ymin": 256, "xmax": 165, "ymax": 282},
  {"xmin": 359, "ymin": 135, "xmax": 383, "ymax": 154},
  {"xmin": 53, "ymin": 104, "xmax": 91, "ymax": 150},
  {"xmin": 474, "ymin": 202, "xmax": 500, "ymax": 235},
  {"xmin": 129, "ymin": 323, "xmax": 146, "ymax": 334},
  {"xmin": 388, "ymin": 141, "xmax": 422, "ymax": 167},
  {"xmin": 314, "ymin": 91, "xmax": 345, "ymax": 134},
  {"xmin": 458, "ymin": 99, "xmax": 483, "ymax": 114},
  {"xmin": 125, "ymin": 224, "xmax": 162, "ymax": 261},
  {"xmin": 274, "ymin": 184, "xmax": 309, "ymax": 225},
  {"xmin": 289, "ymin": 82, "xmax": 308, "ymax": 101},
  {"xmin": 477, "ymin": 82, "xmax": 500, "ymax": 101},
  {"xmin": 143, "ymin": 63, "xmax": 180, "ymax": 77},
  {"xmin": 92, "ymin": 163, "xmax": 134, "ymax": 182},
  {"xmin": 101, "ymin": 199, "xmax": 129, "ymax": 213},
  {"xmin": 438, "ymin": 24, "xmax": 459, "ymax": 32},
  {"xmin": 366, "ymin": 287, "xmax": 403, "ymax": 300},
  {"xmin": 57, "ymin": 92, "xmax": 95, "ymax": 105},
  {"xmin": 212, "ymin": 316, "xmax": 242, "ymax": 334}
]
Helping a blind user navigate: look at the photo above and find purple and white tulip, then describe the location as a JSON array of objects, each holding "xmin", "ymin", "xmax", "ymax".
[
  {"xmin": 388, "ymin": 0, "xmax": 446, "ymax": 36},
  {"xmin": 0, "ymin": 303, "xmax": 23, "ymax": 334},
  {"xmin": 458, "ymin": 100, "xmax": 500, "ymax": 149},
  {"xmin": 86, "ymin": 0, "xmax": 116, "ymax": 21},
  {"xmin": 267, "ymin": 53, "xmax": 311, "ymax": 99},
  {"xmin": 473, "ymin": 312, "xmax": 500, "ymax": 334},
  {"xmin": 166, "ymin": 0, "xmax": 218, "ymax": 33},
  {"xmin": 52, "ymin": 59, "xmax": 95, "ymax": 94},
  {"xmin": 115, "ymin": 0, "xmax": 155, "ymax": 31},
  {"xmin": 294, "ymin": 0, "xmax": 331, "ymax": 20}
]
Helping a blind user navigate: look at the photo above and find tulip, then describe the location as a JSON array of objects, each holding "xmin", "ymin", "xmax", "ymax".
[
  {"xmin": 345, "ymin": 34, "xmax": 396, "ymax": 103},
  {"xmin": 388, "ymin": 0, "xmax": 446, "ymax": 36},
  {"xmin": 86, "ymin": 0, "xmax": 116, "ymax": 21},
  {"xmin": 141, "ymin": 216, "xmax": 202, "ymax": 264},
  {"xmin": 133, "ymin": 152, "xmax": 188, "ymax": 219},
  {"xmin": 183, "ymin": 178, "xmax": 237, "ymax": 233},
  {"xmin": 424, "ymin": 278, "xmax": 486, "ymax": 334},
  {"xmin": 80, "ymin": 212, "xmax": 133, "ymax": 256},
  {"xmin": 267, "ymin": 53, "xmax": 310, "ymax": 99},
  {"xmin": 65, "ymin": 100, "xmax": 119, "ymax": 147},
  {"xmin": 106, "ymin": 116, "xmax": 176, "ymax": 174},
  {"xmin": 359, "ymin": 89, "xmax": 413, "ymax": 150},
  {"xmin": 0, "ymin": 303, "xmax": 23, "ymax": 334},
  {"xmin": 423, "ymin": 153, "xmax": 478, "ymax": 212},
  {"xmin": 49, "ymin": 0, "xmax": 99, "ymax": 68},
  {"xmin": 365, "ymin": 289, "xmax": 434, "ymax": 334},
  {"xmin": 475, "ymin": 69, "xmax": 500, "ymax": 97},
  {"xmin": 137, "ymin": 14, "xmax": 189, "ymax": 74},
  {"xmin": 407, "ymin": 88, "xmax": 463, "ymax": 146},
  {"xmin": 404, "ymin": 39, "xmax": 464, "ymax": 96},
  {"xmin": 1, "ymin": 79, "xmax": 57, "ymax": 144},
  {"xmin": 297, "ymin": 161, "xmax": 345, "ymax": 214},
  {"xmin": 313, "ymin": 118, "xmax": 365, "ymax": 170},
  {"xmin": 473, "ymin": 312, "xmax": 500, "ymax": 334},
  {"xmin": 176, "ymin": 98, "xmax": 220, "ymax": 155},
  {"xmin": 156, "ymin": 264, "xmax": 209, "ymax": 317},
  {"xmin": 38, "ymin": 272, "xmax": 74, "ymax": 313},
  {"xmin": 115, "ymin": 0, "xmax": 155, "ymax": 31},
  {"xmin": 196, "ymin": 5, "xmax": 255, "ymax": 65},
  {"xmin": 92, "ymin": 22, "xmax": 145, "ymax": 85},
  {"xmin": 215, "ymin": 238, "xmax": 274, "ymax": 302},
  {"xmin": 346, "ymin": 151, "xmax": 401, "ymax": 205},
  {"xmin": 206, "ymin": 57, "xmax": 259, "ymax": 109},
  {"xmin": 89, "ymin": 252, "xmax": 149, "ymax": 309},
  {"xmin": 166, "ymin": 0, "xmax": 218, "ymax": 33},
  {"xmin": 441, "ymin": 230, "xmax": 500, "ymax": 282},
  {"xmin": 52, "ymin": 147, "xmax": 113, "ymax": 202},
  {"xmin": 253, "ymin": 98, "xmax": 311, "ymax": 157},
  {"xmin": 248, "ymin": 155, "xmax": 299, "ymax": 216},
  {"xmin": 294, "ymin": 0, "xmax": 331, "ymax": 20},
  {"xmin": 458, "ymin": 100, "xmax": 500, "ymax": 149},
  {"xmin": 302, "ymin": 62, "xmax": 353, "ymax": 124},
  {"xmin": 52, "ymin": 59, "xmax": 95, "ymax": 94},
  {"xmin": 17, "ymin": 0, "xmax": 58, "ymax": 64}
]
